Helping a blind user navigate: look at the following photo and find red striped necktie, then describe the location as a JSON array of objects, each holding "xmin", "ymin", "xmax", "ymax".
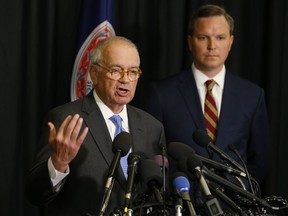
[{"xmin": 204, "ymin": 80, "xmax": 218, "ymax": 143}]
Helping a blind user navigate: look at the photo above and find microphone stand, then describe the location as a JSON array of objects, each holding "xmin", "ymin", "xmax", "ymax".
[
  {"xmin": 99, "ymin": 178, "xmax": 115, "ymax": 216},
  {"xmin": 161, "ymin": 146, "xmax": 168, "ymax": 215}
]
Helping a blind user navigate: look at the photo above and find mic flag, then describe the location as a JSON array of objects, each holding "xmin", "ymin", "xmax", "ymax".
[
  {"xmin": 187, "ymin": 155, "xmax": 224, "ymax": 216},
  {"xmin": 71, "ymin": 0, "xmax": 116, "ymax": 101}
]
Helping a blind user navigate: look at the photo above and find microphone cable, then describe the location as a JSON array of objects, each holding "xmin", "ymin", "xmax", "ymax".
[{"xmin": 228, "ymin": 144, "xmax": 255, "ymax": 195}]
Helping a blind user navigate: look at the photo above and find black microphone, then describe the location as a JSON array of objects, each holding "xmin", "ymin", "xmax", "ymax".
[
  {"xmin": 176, "ymin": 156, "xmax": 204, "ymax": 210},
  {"xmin": 193, "ymin": 130, "xmax": 245, "ymax": 172},
  {"xmin": 228, "ymin": 144, "xmax": 255, "ymax": 195},
  {"xmin": 173, "ymin": 172, "xmax": 197, "ymax": 216},
  {"xmin": 99, "ymin": 132, "xmax": 132, "ymax": 216},
  {"xmin": 152, "ymin": 154, "xmax": 169, "ymax": 206},
  {"xmin": 168, "ymin": 142, "xmax": 195, "ymax": 160},
  {"xmin": 138, "ymin": 158, "xmax": 163, "ymax": 204},
  {"xmin": 196, "ymin": 154, "xmax": 246, "ymax": 178},
  {"xmin": 123, "ymin": 151, "xmax": 147, "ymax": 214},
  {"xmin": 152, "ymin": 154, "xmax": 169, "ymax": 172},
  {"xmin": 208, "ymin": 182, "xmax": 247, "ymax": 216},
  {"xmin": 201, "ymin": 166, "xmax": 271, "ymax": 208},
  {"xmin": 187, "ymin": 155, "xmax": 223, "ymax": 216},
  {"xmin": 168, "ymin": 142, "xmax": 246, "ymax": 177}
]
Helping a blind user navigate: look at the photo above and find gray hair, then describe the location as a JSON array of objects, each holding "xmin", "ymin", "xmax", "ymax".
[{"xmin": 90, "ymin": 36, "xmax": 140, "ymax": 64}]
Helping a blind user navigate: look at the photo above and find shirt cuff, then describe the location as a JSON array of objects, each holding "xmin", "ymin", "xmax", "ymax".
[{"xmin": 48, "ymin": 157, "xmax": 70, "ymax": 187}]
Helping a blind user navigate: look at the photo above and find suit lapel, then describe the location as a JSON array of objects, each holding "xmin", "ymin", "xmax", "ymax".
[
  {"xmin": 216, "ymin": 73, "xmax": 239, "ymax": 147},
  {"xmin": 82, "ymin": 92, "xmax": 127, "ymax": 190},
  {"xmin": 126, "ymin": 106, "xmax": 146, "ymax": 153},
  {"xmin": 178, "ymin": 69, "xmax": 206, "ymax": 130},
  {"xmin": 82, "ymin": 92, "xmax": 112, "ymax": 161}
]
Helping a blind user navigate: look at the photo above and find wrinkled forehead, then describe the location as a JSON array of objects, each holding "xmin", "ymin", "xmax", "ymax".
[{"xmin": 101, "ymin": 41, "xmax": 140, "ymax": 66}]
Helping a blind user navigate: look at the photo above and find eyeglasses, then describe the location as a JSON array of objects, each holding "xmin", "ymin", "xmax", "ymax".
[{"xmin": 93, "ymin": 63, "xmax": 142, "ymax": 81}]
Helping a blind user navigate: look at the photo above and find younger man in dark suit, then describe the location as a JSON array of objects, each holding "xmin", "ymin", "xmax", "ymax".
[{"xmin": 145, "ymin": 4, "xmax": 269, "ymax": 188}]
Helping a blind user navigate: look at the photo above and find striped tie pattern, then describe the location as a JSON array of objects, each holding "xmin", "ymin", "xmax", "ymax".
[
  {"xmin": 110, "ymin": 115, "xmax": 129, "ymax": 179},
  {"xmin": 204, "ymin": 80, "xmax": 218, "ymax": 143}
]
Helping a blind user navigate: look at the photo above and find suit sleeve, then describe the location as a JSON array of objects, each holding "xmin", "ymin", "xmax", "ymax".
[
  {"xmin": 25, "ymin": 111, "xmax": 66, "ymax": 205},
  {"xmin": 247, "ymin": 89, "xmax": 269, "ymax": 182}
]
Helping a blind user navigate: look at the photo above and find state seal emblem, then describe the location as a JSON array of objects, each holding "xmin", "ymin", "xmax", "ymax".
[{"xmin": 70, "ymin": 20, "xmax": 115, "ymax": 101}]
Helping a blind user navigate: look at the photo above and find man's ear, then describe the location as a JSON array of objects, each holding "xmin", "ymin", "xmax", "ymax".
[
  {"xmin": 187, "ymin": 35, "xmax": 193, "ymax": 52},
  {"xmin": 89, "ymin": 64, "xmax": 98, "ymax": 85}
]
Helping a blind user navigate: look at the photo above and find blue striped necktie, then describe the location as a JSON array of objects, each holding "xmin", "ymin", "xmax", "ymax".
[{"xmin": 110, "ymin": 115, "xmax": 129, "ymax": 179}]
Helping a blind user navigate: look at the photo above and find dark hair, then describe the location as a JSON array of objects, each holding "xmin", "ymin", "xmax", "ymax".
[{"xmin": 188, "ymin": 4, "xmax": 234, "ymax": 36}]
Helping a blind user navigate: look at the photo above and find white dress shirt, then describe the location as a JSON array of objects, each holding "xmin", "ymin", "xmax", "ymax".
[
  {"xmin": 48, "ymin": 90, "xmax": 129, "ymax": 187},
  {"xmin": 192, "ymin": 63, "xmax": 225, "ymax": 115}
]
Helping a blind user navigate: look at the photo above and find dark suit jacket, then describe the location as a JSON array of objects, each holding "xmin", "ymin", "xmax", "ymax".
[
  {"xmin": 145, "ymin": 68, "xmax": 269, "ymax": 183},
  {"xmin": 26, "ymin": 90, "xmax": 166, "ymax": 216}
]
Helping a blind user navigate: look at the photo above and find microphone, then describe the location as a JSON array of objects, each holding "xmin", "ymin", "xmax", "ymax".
[
  {"xmin": 193, "ymin": 130, "xmax": 245, "ymax": 172},
  {"xmin": 99, "ymin": 132, "xmax": 132, "ymax": 216},
  {"xmin": 168, "ymin": 142, "xmax": 195, "ymax": 160},
  {"xmin": 173, "ymin": 172, "xmax": 197, "ymax": 216},
  {"xmin": 152, "ymin": 155, "xmax": 169, "ymax": 171},
  {"xmin": 187, "ymin": 155, "xmax": 223, "ymax": 216},
  {"xmin": 138, "ymin": 158, "xmax": 163, "ymax": 204},
  {"xmin": 168, "ymin": 142, "xmax": 246, "ymax": 177},
  {"xmin": 208, "ymin": 182, "xmax": 247, "ymax": 216},
  {"xmin": 197, "ymin": 154, "xmax": 246, "ymax": 177},
  {"xmin": 152, "ymin": 154, "xmax": 169, "ymax": 206},
  {"xmin": 228, "ymin": 144, "xmax": 255, "ymax": 195},
  {"xmin": 123, "ymin": 152, "xmax": 147, "ymax": 214},
  {"xmin": 201, "ymin": 166, "xmax": 271, "ymax": 208}
]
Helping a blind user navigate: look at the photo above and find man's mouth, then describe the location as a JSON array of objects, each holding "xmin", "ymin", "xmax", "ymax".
[{"xmin": 116, "ymin": 87, "xmax": 129, "ymax": 96}]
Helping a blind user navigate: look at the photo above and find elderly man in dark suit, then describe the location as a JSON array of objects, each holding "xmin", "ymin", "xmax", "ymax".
[{"xmin": 26, "ymin": 36, "xmax": 166, "ymax": 216}]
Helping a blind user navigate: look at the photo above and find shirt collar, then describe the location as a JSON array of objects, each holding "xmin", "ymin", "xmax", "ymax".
[
  {"xmin": 93, "ymin": 90, "xmax": 128, "ymax": 124},
  {"xmin": 192, "ymin": 63, "xmax": 225, "ymax": 89}
]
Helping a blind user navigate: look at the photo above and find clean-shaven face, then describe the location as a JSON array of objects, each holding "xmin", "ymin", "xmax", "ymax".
[
  {"xmin": 90, "ymin": 40, "xmax": 140, "ymax": 113},
  {"xmin": 187, "ymin": 15, "xmax": 234, "ymax": 77}
]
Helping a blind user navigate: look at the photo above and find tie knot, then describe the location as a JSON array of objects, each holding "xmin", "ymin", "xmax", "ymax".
[
  {"xmin": 205, "ymin": 79, "xmax": 216, "ymax": 91},
  {"xmin": 110, "ymin": 115, "xmax": 125, "ymax": 137},
  {"xmin": 110, "ymin": 115, "xmax": 122, "ymax": 125}
]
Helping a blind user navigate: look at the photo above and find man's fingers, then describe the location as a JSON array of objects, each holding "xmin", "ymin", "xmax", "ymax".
[
  {"xmin": 48, "ymin": 122, "xmax": 56, "ymax": 144},
  {"xmin": 70, "ymin": 117, "xmax": 84, "ymax": 141},
  {"xmin": 58, "ymin": 115, "xmax": 73, "ymax": 136},
  {"xmin": 62, "ymin": 114, "xmax": 81, "ymax": 138},
  {"xmin": 76, "ymin": 127, "xmax": 89, "ymax": 148}
]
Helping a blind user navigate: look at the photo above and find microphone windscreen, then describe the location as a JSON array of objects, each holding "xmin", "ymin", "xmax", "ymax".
[
  {"xmin": 152, "ymin": 155, "xmax": 169, "ymax": 169},
  {"xmin": 187, "ymin": 154, "xmax": 203, "ymax": 171},
  {"xmin": 128, "ymin": 151, "xmax": 148, "ymax": 165},
  {"xmin": 167, "ymin": 142, "xmax": 195, "ymax": 161},
  {"xmin": 192, "ymin": 130, "xmax": 211, "ymax": 147},
  {"xmin": 112, "ymin": 132, "xmax": 132, "ymax": 156},
  {"xmin": 138, "ymin": 159, "xmax": 163, "ymax": 191},
  {"xmin": 173, "ymin": 174, "xmax": 190, "ymax": 193},
  {"xmin": 177, "ymin": 157, "xmax": 197, "ymax": 181}
]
